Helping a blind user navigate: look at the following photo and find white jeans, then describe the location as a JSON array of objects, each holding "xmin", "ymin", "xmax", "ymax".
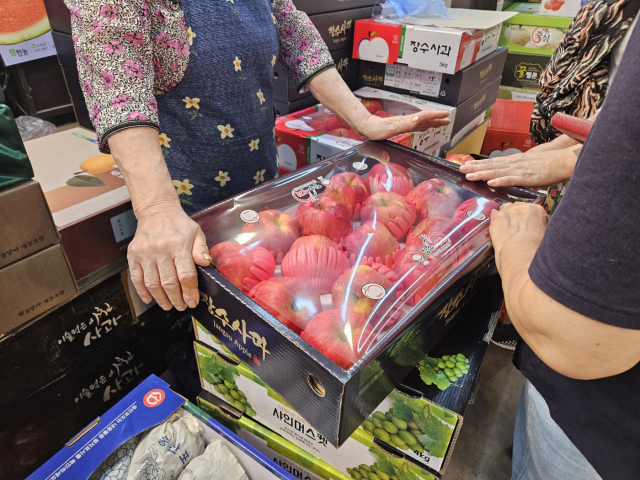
[{"xmin": 512, "ymin": 380, "xmax": 602, "ymax": 480}]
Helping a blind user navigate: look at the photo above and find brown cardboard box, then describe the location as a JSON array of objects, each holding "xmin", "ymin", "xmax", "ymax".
[
  {"xmin": 0, "ymin": 244, "xmax": 78, "ymax": 335},
  {"xmin": 24, "ymin": 128, "xmax": 135, "ymax": 280},
  {"xmin": 0, "ymin": 180, "xmax": 59, "ymax": 269}
]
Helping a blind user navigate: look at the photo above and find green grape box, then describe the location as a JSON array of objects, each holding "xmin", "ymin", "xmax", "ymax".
[{"xmin": 198, "ymin": 389, "xmax": 436, "ymax": 480}]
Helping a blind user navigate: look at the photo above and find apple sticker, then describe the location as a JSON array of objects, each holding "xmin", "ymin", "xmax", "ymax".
[
  {"xmin": 277, "ymin": 144, "xmax": 297, "ymax": 171},
  {"xmin": 361, "ymin": 283, "xmax": 386, "ymax": 300},
  {"xmin": 240, "ymin": 209, "xmax": 260, "ymax": 223},
  {"xmin": 352, "ymin": 161, "xmax": 369, "ymax": 171},
  {"xmin": 358, "ymin": 37, "xmax": 390, "ymax": 62}
]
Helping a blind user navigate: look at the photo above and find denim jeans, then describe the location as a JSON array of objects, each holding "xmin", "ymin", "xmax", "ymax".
[{"xmin": 512, "ymin": 380, "xmax": 602, "ymax": 480}]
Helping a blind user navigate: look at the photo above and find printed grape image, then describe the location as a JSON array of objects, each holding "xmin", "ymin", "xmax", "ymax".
[
  {"xmin": 346, "ymin": 446, "xmax": 434, "ymax": 480},
  {"xmin": 418, "ymin": 353, "xmax": 470, "ymax": 391},
  {"xmin": 199, "ymin": 350, "xmax": 257, "ymax": 417},
  {"xmin": 360, "ymin": 392, "xmax": 456, "ymax": 460}
]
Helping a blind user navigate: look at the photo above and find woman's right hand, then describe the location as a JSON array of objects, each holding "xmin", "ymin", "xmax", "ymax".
[
  {"xmin": 459, "ymin": 145, "xmax": 581, "ymax": 189},
  {"xmin": 128, "ymin": 203, "xmax": 212, "ymax": 311}
]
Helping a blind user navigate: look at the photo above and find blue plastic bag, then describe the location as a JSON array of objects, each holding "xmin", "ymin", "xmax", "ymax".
[{"xmin": 386, "ymin": 0, "xmax": 450, "ymax": 19}]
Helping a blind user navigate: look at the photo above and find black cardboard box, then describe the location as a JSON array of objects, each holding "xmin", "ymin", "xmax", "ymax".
[
  {"xmin": 294, "ymin": 0, "xmax": 378, "ymax": 15},
  {"xmin": 311, "ymin": 6, "xmax": 377, "ymax": 52},
  {"xmin": 43, "ymin": 0, "xmax": 71, "ymax": 33},
  {"xmin": 274, "ymin": 47, "xmax": 360, "ymax": 102},
  {"xmin": 358, "ymin": 47, "xmax": 507, "ymax": 107},
  {"xmin": 191, "ymin": 141, "xmax": 544, "ymax": 447},
  {"xmin": 501, "ymin": 51, "xmax": 550, "ymax": 90},
  {"xmin": 0, "ymin": 180, "xmax": 59, "ymax": 269},
  {"xmin": 274, "ymin": 76, "xmax": 359, "ymax": 115},
  {"xmin": 451, "ymin": 78, "xmax": 501, "ymax": 138}
]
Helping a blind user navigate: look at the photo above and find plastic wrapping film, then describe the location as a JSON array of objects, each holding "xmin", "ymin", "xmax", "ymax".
[{"xmin": 198, "ymin": 141, "xmax": 540, "ymax": 372}]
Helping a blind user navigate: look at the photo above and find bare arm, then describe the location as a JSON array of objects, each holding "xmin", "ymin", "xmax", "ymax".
[
  {"xmin": 490, "ymin": 203, "xmax": 640, "ymax": 380},
  {"xmin": 108, "ymin": 128, "xmax": 211, "ymax": 311},
  {"xmin": 307, "ymin": 68, "xmax": 450, "ymax": 140}
]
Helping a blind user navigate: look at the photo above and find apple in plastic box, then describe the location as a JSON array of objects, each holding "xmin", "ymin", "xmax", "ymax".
[
  {"xmin": 294, "ymin": 196, "xmax": 353, "ymax": 242},
  {"xmin": 323, "ymin": 171, "xmax": 371, "ymax": 219},
  {"xmin": 249, "ymin": 277, "xmax": 322, "ymax": 334},
  {"xmin": 446, "ymin": 154, "xmax": 474, "ymax": 166},
  {"xmin": 368, "ymin": 162, "xmax": 414, "ymax": 196},
  {"xmin": 301, "ymin": 309, "xmax": 370, "ymax": 370},
  {"xmin": 238, "ymin": 209, "xmax": 299, "ymax": 264},
  {"xmin": 208, "ymin": 242, "xmax": 275, "ymax": 293},
  {"xmin": 331, "ymin": 264, "xmax": 398, "ymax": 318},
  {"xmin": 393, "ymin": 248, "xmax": 447, "ymax": 306},
  {"xmin": 281, "ymin": 235, "xmax": 351, "ymax": 295},
  {"xmin": 405, "ymin": 216, "xmax": 463, "ymax": 254},
  {"xmin": 310, "ymin": 115, "xmax": 345, "ymax": 133},
  {"xmin": 361, "ymin": 99, "xmax": 382, "ymax": 114},
  {"xmin": 361, "ymin": 192, "xmax": 417, "ymax": 241},
  {"xmin": 406, "ymin": 178, "xmax": 462, "ymax": 220},
  {"xmin": 374, "ymin": 111, "xmax": 397, "ymax": 118},
  {"xmin": 452, "ymin": 197, "xmax": 500, "ymax": 236},
  {"xmin": 340, "ymin": 220, "xmax": 399, "ymax": 267}
]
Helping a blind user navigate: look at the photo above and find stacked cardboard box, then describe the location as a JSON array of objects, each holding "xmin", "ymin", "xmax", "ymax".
[{"xmin": 274, "ymin": 2, "xmax": 380, "ymax": 115}]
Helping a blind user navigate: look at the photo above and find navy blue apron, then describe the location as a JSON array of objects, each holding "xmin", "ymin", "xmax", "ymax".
[{"xmin": 157, "ymin": 0, "xmax": 280, "ymax": 213}]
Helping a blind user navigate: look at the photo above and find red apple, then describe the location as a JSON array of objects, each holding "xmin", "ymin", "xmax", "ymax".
[
  {"xmin": 446, "ymin": 154, "xmax": 474, "ymax": 166},
  {"xmin": 340, "ymin": 220, "xmax": 399, "ymax": 267},
  {"xmin": 374, "ymin": 111, "xmax": 397, "ymax": 118},
  {"xmin": 368, "ymin": 162, "xmax": 414, "ymax": 196},
  {"xmin": 310, "ymin": 114, "xmax": 345, "ymax": 133},
  {"xmin": 327, "ymin": 128, "xmax": 363, "ymax": 141},
  {"xmin": 208, "ymin": 241, "xmax": 275, "ymax": 292},
  {"xmin": 360, "ymin": 192, "xmax": 417, "ymax": 241},
  {"xmin": 331, "ymin": 264, "xmax": 397, "ymax": 318},
  {"xmin": 406, "ymin": 178, "xmax": 462, "ymax": 220},
  {"xmin": 361, "ymin": 99, "xmax": 383, "ymax": 114},
  {"xmin": 406, "ymin": 216, "xmax": 463, "ymax": 252},
  {"xmin": 301, "ymin": 309, "xmax": 370, "ymax": 370},
  {"xmin": 281, "ymin": 235, "xmax": 351, "ymax": 294},
  {"xmin": 295, "ymin": 196, "xmax": 353, "ymax": 242},
  {"xmin": 393, "ymin": 247, "xmax": 445, "ymax": 306},
  {"xmin": 452, "ymin": 197, "xmax": 500, "ymax": 236},
  {"xmin": 238, "ymin": 209, "xmax": 300, "ymax": 264},
  {"xmin": 323, "ymin": 171, "xmax": 371, "ymax": 219},
  {"xmin": 249, "ymin": 277, "xmax": 322, "ymax": 334}
]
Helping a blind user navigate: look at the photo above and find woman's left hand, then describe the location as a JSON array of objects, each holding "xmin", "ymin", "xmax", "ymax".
[{"xmin": 358, "ymin": 110, "xmax": 451, "ymax": 140}]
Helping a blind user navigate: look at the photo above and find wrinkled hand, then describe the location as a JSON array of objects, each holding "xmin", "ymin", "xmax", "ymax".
[
  {"xmin": 359, "ymin": 110, "xmax": 451, "ymax": 141},
  {"xmin": 128, "ymin": 204, "xmax": 211, "ymax": 311},
  {"xmin": 460, "ymin": 147, "xmax": 579, "ymax": 189},
  {"xmin": 489, "ymin": 202, "xmax": 548, "ymax": 272}
]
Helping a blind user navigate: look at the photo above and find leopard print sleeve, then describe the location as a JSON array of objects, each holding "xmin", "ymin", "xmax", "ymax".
[
  {"xmin": 64, "ymin": 0, "xmax": 189, "ymax": 153},
  {"xmin": 273, "ymin": 0, "xmax": 335, "ymax": 92}
]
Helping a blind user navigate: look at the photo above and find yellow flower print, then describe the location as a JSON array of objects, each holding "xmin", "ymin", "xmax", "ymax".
[
  {"xmin": 276, "ymin": 155, "xmax": 280, "ymax": 167},
  {"xmin": 182, "ymin": 97, "xmax": 200, "ymax": 109},
  {"xmin": 273, "ymin": 126, "xmax": 276, "ymax": 137},
  {"xmin": 227, "ymin": 0, "xmax": 234, "ymax": 3},
  {"xmin": 256, "ymin": 90, "xmax": 266, "ymax": 105},
  {"xmin": 159, "ymin": 133, "xmax": 171, "ymax": 148},
  {"xmin": 187, "ymin": 27, "xmax": 196, "ymax": 46},
  {"xmin": 218, "ymin": 124, "xmax": 235, "ymax": 139},
  {"xmin": 233, "ymin": 56, "xmax": 241, "ymax": 72},
  {"xmin": 249, "ymin": 139, "xmax": 260, "ymax": 151},
  {"xmin": 173, "ymin": 179, "xmax": 194, "ymax": 195},
  {"xmin": 254, "ymin": 169, "xmax": 266, "ymax": 184},
  {"xmin": 271, "ymin": 55, "xmax": 276, "ymax": 67},
  {"xmin": 215, "ymin": 171, "xmax": 231, "ymax": 187},
  {"xmin": 271, "ymin": 13, "xmax": 276, "ymax": 24}
]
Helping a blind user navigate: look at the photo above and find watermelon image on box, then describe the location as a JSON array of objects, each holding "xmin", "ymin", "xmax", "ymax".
[{"xmin": 0, "ymin": 0, "xmax": 51, "ymax": 44}]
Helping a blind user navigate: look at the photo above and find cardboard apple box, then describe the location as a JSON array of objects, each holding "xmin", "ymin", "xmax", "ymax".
[
  {"xmin": 276, "ymin": 87, "xmax": 456, "ymax": 174},
  {"xmin": 352, "ymin": 10, "xmax": 516, "ymax": 74}
]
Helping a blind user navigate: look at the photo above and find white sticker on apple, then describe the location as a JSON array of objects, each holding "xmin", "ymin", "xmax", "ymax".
[
  {"xmin": 284, "ymin": 119, "xmax": 315, "ymax": 132},
  {"xmin": 352, "ymin": 161, "xmax": 369, "ymax": 171},
  {"xmin": 466, "ymin": 210, "xmax": 487, "ymax": 221},
  {"xmin": 240, "ymin": 209, "xmax": 260, "ymax": 223},
  {"xmin": 362, "ymin": 283, "xmax": 386, "ymax": 300},
  {"xmin": 277, "ymin": 144, "xmax": 298, "ymax": 171},
  {"xmin": 358, "ymin": 37, "xmax": 390, "ymax": 62}
]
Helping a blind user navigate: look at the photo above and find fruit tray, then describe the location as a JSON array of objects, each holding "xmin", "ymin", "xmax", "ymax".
[{"xmin": 192, "ymin": 141, "xmax": 544, "ymax": 447}]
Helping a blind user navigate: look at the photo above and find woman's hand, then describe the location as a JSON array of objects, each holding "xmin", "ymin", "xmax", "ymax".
[
  {"xmin": 460, "ymin": 145, "xmax": 581, "ymax": 189},
  {"xmin": 358, "ymin": 111, "xmax": 451, "ymax": 140},
  {"xmin": 128, "ymin": 202, "xmax": 211, "ymax": 311}
]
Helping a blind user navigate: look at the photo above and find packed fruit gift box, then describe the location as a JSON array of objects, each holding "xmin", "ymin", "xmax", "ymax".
[{"xmin": 191, "ymin": 141, "xmax": 544, "ymax": 447}]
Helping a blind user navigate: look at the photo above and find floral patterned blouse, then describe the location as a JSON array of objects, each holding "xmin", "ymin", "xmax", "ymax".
[{"xmin": 63, "ymin": 0, "xmax": 334, "ymax": 153}]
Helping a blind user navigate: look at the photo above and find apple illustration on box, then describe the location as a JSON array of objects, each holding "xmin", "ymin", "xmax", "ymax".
[{"xmin": 358, "ymin": 32, "xmax": 390, "ymax": 62}]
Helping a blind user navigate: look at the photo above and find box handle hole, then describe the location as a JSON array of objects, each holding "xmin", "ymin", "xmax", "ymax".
[{"xmin": 308, "ymin": 375, "xmax": 325, "ymax": 397}]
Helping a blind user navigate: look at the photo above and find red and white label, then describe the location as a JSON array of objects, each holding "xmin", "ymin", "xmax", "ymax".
[
  {"xmin": 362, "ymin": 283, "xmax": 386, "ymax": 300},
  {"xmin": 240, "ymin": 209, "xmax": 260, "ymax": 223},
  {"xmin": 143, "ymin": 389, "xmax": 166, "ymax": 408}
]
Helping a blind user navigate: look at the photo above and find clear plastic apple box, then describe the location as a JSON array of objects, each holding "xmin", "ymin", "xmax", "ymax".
[{"xmin": 195, "ymin": 141, "xmax": 542, "ymax": 371}]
